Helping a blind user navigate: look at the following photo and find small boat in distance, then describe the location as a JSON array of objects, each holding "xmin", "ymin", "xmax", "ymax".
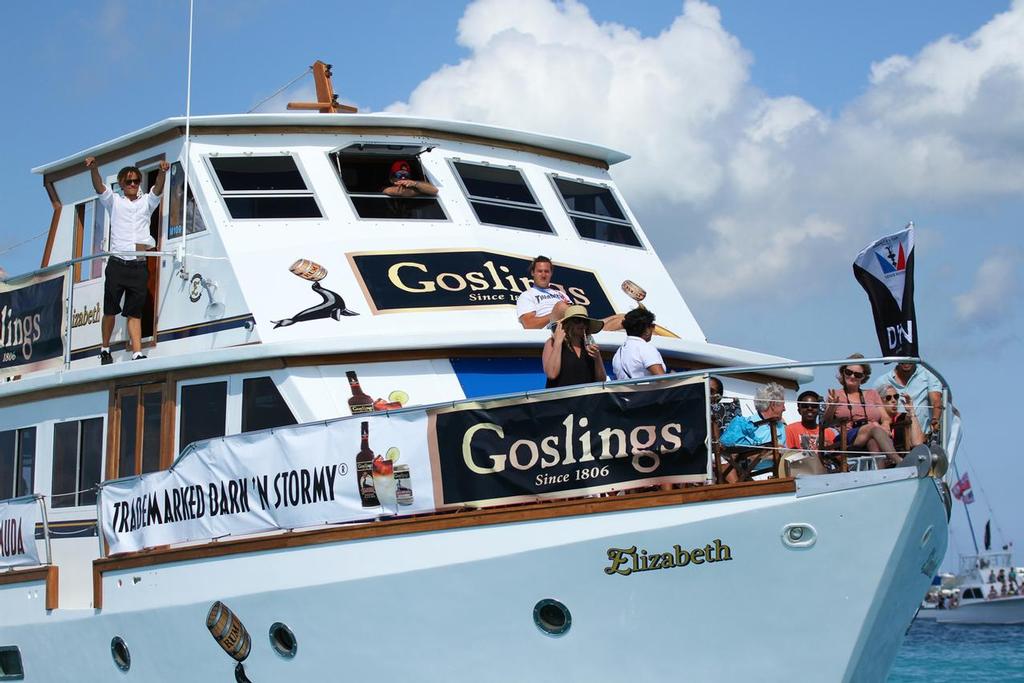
[{"xmin": 0, "ymin": 63, "xmax": 956, "ymax": 681}]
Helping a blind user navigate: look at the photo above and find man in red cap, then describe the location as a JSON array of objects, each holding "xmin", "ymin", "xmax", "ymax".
[{"xmin": 383, "ymin": 160, "xmax": 437, "ymax": 197}]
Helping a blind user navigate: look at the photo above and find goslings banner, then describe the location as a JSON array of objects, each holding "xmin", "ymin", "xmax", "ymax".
[
  {"xmin": 428, "ymin": 376, "xmax": 709, "ymax": 506},
  {"xmin": 347, "ymin": 249, "xmax": 616, "ymax": 318},
  {"xmin": 0, "ymin": 272, "xmax": 66, "ymax": 375}
]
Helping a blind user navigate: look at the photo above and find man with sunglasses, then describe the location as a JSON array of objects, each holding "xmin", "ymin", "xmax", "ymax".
[
  {"xmin": 873, "ymin": 361, "xmax": 943, "ymax": 436},
  {"xmin": 382, "ymin": 160, "xmax": 437, "ymax": 197},
  {"xmin": 86, "ymin": 156, "xmax": 169, "ymax": 364}
]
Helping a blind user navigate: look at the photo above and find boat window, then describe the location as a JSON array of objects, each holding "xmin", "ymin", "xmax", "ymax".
[
  {"xmin": 241, "ymin": 377, "xmax": 298, "ymax": 433},
  {"xmin": 0, "ymin": 427, "xmax": 36, "ymax": 501},
  {"xmin": 73, "ymin": 199, "xmax": 107, "ymax": 282},
  {"xmin": 179, "ymin": 381, "xmax": 228, "ymax": 453},
  {"xmin": 208, "ymin": 155, "xmax": 322, "ymax": 220},
  {"xmin": 330, "ymin": 148, "xmax": 446, "ymax": 221},
  {"xmin": 113, "ymin": 385, "xmax": 166, "ymax": 479},
  {"xmin": 551, "ymin": 176, "xmax": 642, "ymax": 248},
  {"xmin": 51, "ymin": 418, "xmax": 103, "ymax": 508},
  {"xmin": 167, "ymin": 162, "xmax": 207, "ymax": 239},
  {"xmin": 451, "ymin": 161, "xmax": 553, "ymax": 233}
]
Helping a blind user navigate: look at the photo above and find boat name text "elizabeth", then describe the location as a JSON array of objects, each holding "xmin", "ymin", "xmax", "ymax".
[{"xmin": 605, "ymin": 540, "xmax": 732, "ymax": 576}]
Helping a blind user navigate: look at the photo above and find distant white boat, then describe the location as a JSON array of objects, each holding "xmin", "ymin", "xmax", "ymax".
[{"xmin": 918, "ymin": 551, "xmax": 1024, "ymax": 624}]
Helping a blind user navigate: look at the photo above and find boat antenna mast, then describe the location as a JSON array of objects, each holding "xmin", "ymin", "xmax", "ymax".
[
  {"xmin": 287, "ymin": 61, "xmax": 358, "ymax": 114},
  {"xmin": 178, "ymin": 0, "xmax": 196, "ymax": 282}
]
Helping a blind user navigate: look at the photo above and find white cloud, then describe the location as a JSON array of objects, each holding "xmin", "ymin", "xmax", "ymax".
[
  {"xmin": 953, "ymin": 250, "xmax": 1023, "ymax": 327},
  {"xmin": 389, "ymin": 0, "xmax": 1024, "ymax": 302}
]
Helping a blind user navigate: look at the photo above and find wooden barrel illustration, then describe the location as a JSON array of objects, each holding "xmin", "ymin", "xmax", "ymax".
[
  {"xmin": 621, "ymin": 279, "xmax": 646, "ymax": 304},
  {"xmin": 206, "ymin": 601, "xmax": 251, "ymax": 662},
  {"xmin": 289, "ymin": 258, "xmax": 328, "ymax": 282}
]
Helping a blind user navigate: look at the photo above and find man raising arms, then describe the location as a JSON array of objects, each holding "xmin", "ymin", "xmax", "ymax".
[{"xmin": 86, "ymin": 157, "xmax": 169, "ymax": 364}]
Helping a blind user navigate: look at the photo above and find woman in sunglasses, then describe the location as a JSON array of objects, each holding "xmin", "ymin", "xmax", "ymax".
[
  {"xmin": 382, "ymin": 160, "xmax": 438, "ymax": 197},
  {"xmin": 878, "ymin": 386, "xmax": 925, "ymax": 453},
  {"xmin": 823, "ymin": 353, "xmax": 900, "ymax": 465}
]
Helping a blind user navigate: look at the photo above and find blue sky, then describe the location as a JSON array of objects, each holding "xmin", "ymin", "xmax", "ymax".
[{"xmin": 0, "ymin": 1, "xmax": 1021, "ymax": 564}]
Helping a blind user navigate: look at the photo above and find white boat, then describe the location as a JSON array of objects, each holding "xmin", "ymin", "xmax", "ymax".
[
  {"xmin": 918, "ymin": 551, "xmax": 1024, "ymax": 624},
  {"xmin": 0, "ymin": 69, "xmax": 956, "ymax": 681}
]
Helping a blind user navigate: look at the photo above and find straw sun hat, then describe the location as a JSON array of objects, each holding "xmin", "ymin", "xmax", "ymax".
[{"xmin": 559, "ymin": 305, "xmax": 604, "ymax": 334}]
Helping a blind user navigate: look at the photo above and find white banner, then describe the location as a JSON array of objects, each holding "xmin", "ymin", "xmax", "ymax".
[
  {"xmin": 100, "ymin": 411, "xmax": 435, "ymax": 555},
  {"xmin": 0, "ymin": 496, "xmax": 42, "ymax": 568}
]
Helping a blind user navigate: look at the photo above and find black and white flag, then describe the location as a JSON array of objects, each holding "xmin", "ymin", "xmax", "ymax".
[{"xmin": 853, "ymin": 224, "xmax": 918, "ymax": 357}]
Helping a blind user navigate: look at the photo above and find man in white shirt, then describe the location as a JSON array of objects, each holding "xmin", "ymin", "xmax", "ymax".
[
  {"xmin": 516, "ymin": 255, "xmax": 571, "ymax": 329},
  {"xmin": 612, "ymin": 307, "xmax": 666, "ymax": 379},
  {"xmin": 86, "ymin": 156, "xmax": 169, "ymax": 364}
]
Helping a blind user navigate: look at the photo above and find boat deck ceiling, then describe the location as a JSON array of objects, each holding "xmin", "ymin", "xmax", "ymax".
[
  {"xmin": 32, "ymin": 113, "xmax": 630, "ymax": 176},
  {"xmin": 0, "ymin": 332, "xmax": 811, "ymax": 401}
]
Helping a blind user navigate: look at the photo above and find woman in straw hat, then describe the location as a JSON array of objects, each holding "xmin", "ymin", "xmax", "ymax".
[{"xmin": 542, "ymin": 305, "xmax": 606, "ymax": 388}]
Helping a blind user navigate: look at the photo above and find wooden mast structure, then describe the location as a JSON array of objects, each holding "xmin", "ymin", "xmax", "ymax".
[{"xmin": 287, "ymin": 61, "xmax": 357, "ymax": 114}]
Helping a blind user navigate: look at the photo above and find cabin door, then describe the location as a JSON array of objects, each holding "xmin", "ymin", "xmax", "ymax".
[
  {"xmin": 140, "ymin": 166, "xmax": 163, "ymax": 347},
  {"xmin": 109, "ymin": 383, "xmax": 173, "ymax": 479}
]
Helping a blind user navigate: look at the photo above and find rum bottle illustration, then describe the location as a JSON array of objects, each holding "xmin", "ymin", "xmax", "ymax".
[
  {"xmin": 356, "ymin": 421, "xmax": 379, "ymax": 507},
  {"xmin": 347, "ymin": 371, "xmax": 374, "ymax": 415}
]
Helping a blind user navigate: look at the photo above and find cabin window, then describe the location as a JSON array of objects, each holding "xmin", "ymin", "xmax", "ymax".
[
  {"xmin": 0, "ymin": 428, "xmax": 36, "ymax": 500},
  {"xmin": 551, "ymin": 176, "xmax": 642, "ymax": 248},
  {"xmin": 51, "ymin": 418, "xmax": 103, "ymax": 508},
  {"xmin": 112, "ymin": 384, "xmax": 167, "ymax": 479},
  {"xmin": 241, "ymin": 377, "xmax": 298, "ymax": 433},
  {"xmin": 179, "ymin": 381, "xmax": 228, "ymax": 453},
  {"xmin": 330, "ymin": 146, "xmax": 446, "ymax": 221},
  {"xmin": 208, "ymin": 155, "xmax": 322, "ymax": 220},
  {"xmin": 73, "ymin": 199, "xmax": 107, "ymax": 282},
  {"xmin": 451, "ymin": 161, "xmax": 553, "ymax": 233},
  {"xmin": 167, "ymin": 162, "xmax": 208, "ymax": 239}
]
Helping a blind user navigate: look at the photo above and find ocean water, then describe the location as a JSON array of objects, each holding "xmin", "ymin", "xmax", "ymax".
[{"xmin": 890, "ymin": 620, "xmax": 1024, "ymax": 681}]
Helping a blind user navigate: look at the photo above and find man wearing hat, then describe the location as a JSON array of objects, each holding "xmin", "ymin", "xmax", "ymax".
[
  {"xmin": 383, "ymin": 160, "xmax": 437, "ymax": 197},
  {"xmin": 542, "ymin": 305, "xmax": 606, "ymax": 388}
]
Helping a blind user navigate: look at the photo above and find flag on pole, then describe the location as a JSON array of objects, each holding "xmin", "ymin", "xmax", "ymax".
[
  {"xmin": 951, "ymin": 471, "xmax": 972, "ymax": 501},
  {"xmin": 853, "ymin": 224, "xmax": 918, "ymax": 357}
]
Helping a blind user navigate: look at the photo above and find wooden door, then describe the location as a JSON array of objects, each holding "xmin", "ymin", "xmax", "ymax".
[{"xmin": 108, "ymin": 383, "xmax": 173, "ymax": 479}]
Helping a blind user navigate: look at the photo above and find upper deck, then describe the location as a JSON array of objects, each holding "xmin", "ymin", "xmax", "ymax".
[{"xmin": 0, "ymin": 111, "xmax": 808, "ymax": 401}]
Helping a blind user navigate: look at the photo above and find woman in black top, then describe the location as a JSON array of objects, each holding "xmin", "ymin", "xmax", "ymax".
[{"xmin": 542, "ymin": 305, "xmax": 606, "ymax": 388}]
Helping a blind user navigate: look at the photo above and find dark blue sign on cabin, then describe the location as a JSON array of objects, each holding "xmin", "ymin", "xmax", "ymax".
[
  {"xmin": 347, "ymin": 250, "xmax": 615, "ymax": 318},
  {"xmin": 0, "ymin": 274, "xmax": 66, "ymax": 373}
]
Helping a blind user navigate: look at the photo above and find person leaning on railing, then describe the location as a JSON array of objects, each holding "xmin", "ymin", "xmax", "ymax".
[
  {"xmin": 822, "ymin": 353, "xmax": 901, "ymax": 466},
  {"xmin": 85, "ymin": 156, "xmax": 169, "ymax": 364}
]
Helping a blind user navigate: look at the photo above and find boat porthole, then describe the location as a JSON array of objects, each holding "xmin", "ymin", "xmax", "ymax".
[
  {"xmin": 534, "ymin": 599, "xmax": 571, "ymax": 637},
  {"xmin": 268, "ymin": 622, "xmax": 297, "ymax": 659},
  {"xmin": 110, "ymin": 636, "xmax": 131, "ymax": 672},
  {"xmin": 0, "ymin": 645, "xmax": 25, "ymax": 679},
  {"xmin": 781, "ymin": 523, "xmax": 817, "ymax": 549}
]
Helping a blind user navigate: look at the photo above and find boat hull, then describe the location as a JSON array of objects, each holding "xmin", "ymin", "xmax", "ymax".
[
  {"xmin": 0, "ymin": 476, "xmax": 946, "ymax": 682},
  {"xmin": 935, "ymin": 595, "xmax": 1024, "ymax": 624}
]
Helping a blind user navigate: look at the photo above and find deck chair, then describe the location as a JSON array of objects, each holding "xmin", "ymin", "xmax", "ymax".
[{"xmin": 714, "ymin": 418, "xmax": 782, "ymax": 483}]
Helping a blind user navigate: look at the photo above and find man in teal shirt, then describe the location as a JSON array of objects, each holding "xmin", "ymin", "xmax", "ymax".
[{"xmin": 874, "ymin": 362, "xmax": 942, "ymax": 435}]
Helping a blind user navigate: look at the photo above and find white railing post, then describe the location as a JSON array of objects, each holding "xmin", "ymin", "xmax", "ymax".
[
  {"xmin": 37, "ymin": 495, "xmax": 52, "ymax": 566},
  {"xmin": 63, "ymin": 264, "xmax": 74, "ymax": 370}
]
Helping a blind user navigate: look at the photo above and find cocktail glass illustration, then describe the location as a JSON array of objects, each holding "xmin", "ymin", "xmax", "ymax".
[{"xmin": 372, "ymin": 455, "xmax": 398, "ymax": 516}]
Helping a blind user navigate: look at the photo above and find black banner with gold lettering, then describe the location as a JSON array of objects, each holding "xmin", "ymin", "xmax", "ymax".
[
  {"xmin": 428, "ymin": 377, "xmax": 708, "ymax": 506},
  {"xmin": 0, "ymin": 272, "xmax": 66, "ymax": 375},
  {"xmin": 347, "ymin": 249, "xmax": 615, "ymax": 317}
]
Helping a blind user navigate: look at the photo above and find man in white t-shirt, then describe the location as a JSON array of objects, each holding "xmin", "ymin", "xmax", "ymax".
[
  {"xmin": 86, "ymin": 156, "xmax": 169, "ymax": 364},
  {"xmin": 516, "ymin": 255, "xmax": 571, "ymax": 329},
  {"xmin": 612, "ymin": 307, "xmax": 666, "ymax": 379}
]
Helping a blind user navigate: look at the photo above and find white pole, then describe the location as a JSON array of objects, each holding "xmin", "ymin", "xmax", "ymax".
[{"xmin": 180, "ymin": 0, "xmax": 195, "ymax": 280}]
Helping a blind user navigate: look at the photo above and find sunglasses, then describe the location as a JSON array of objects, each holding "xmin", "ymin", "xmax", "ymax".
[
  {"xmin": 124, "ymin": 178, "xmax": 141, "ymax": 186},
  {"xmin": 392, "ymin": 170, "xmax": 411, "ymax": 180},
  {"xmin": 881, "ymin": 394, "xmax": 899, "ymax": 402},
  {"xmin": 842, "ymin": 368, "xmax": 865, "ymax": 380}
]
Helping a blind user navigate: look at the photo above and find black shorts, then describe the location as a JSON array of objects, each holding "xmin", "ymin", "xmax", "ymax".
[{"xmin": 103, "ymin": 258, "xmax": 149, "ymax": 318}]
